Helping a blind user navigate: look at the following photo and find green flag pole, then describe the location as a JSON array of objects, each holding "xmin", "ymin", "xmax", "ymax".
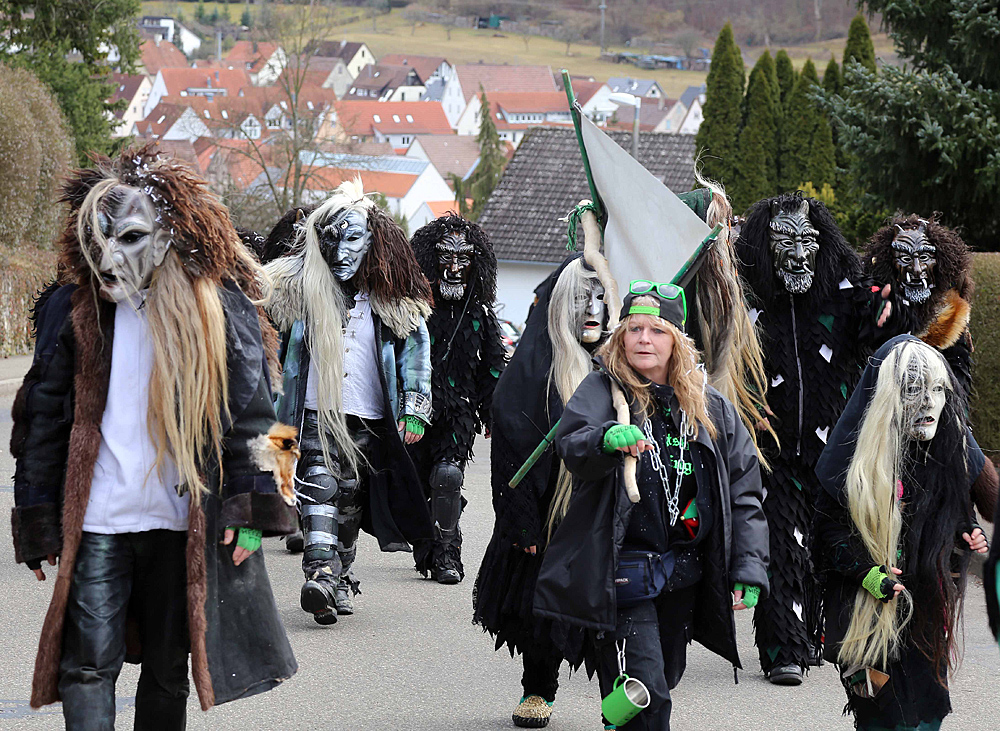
[{"xmin": 562, "ymin": 69, "xmax": 605, "ymax": 226}]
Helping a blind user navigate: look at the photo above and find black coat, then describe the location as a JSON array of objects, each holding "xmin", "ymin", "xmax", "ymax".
[
  {"xmin": 10, "ymin": 282, "xmax": 297, "ymax": 710},
  {"xmin": 533, "ymin": 366, "xmax": 769, "ymax": 668}
]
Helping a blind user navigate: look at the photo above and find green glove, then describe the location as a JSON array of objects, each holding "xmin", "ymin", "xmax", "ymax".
[
  {"xmin": 229, "ymin": 527, "xmax": 262, "ymax": 553},
  {"xmin": 734, "ymin": 582, "xmax": 760, "ymax": 608},
  {"xmin": 602, "ymin": 424, "xmax": 645, "ymax": 454},
  {"xmin": 861, "ymin": 565, "xmax": 897, "ymax": 602},
  {"xmin": 403, "ymin": 415, "xmax": 425, "ymax": 436}
]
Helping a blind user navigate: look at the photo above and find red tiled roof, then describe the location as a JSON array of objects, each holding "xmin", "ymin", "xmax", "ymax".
[
  {"xmin": 158, "ymin": 68, "xmax": 251, "ymax": 97},
  {"xmin": 570, "ymin": 80, "xmax": 606, "ymax": 105},
  {"xmin": 225, "ymin": 41, "xmax": 281, "ymax": 75},
  {"xmin": 408, "ymin": 135, "xmax": 480, "ymax": 181},
  {"xmin": 140, "ymin": 39, "xmax": 188, "ymax": 76},
  {"xmin": 344, "ymin": 64, "xmax": 415, "ymax": 97},
  {"xmin": 379, "ymin": 54, "xmax": 447, "ymax": 84},
  {"xmin": 335, "ymin": 101, "xmax": 452, "ymax": 136},
  {"xmin": 301, "ymin": 167, "xmax": 418, "ymax": 197},
  {"xmin": 136, "ymin": 102, "xmax": 190, "ymax": 138},
  {"xmin": 454, "ymin": 64, "xmax": 557, "ymax": 103}
]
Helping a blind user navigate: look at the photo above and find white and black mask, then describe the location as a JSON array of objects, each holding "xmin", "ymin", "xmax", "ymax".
[
  {"xmin": 892, "ymin": 225, "xmax": 936, "ymax": 305},
  {"xmin": 769, "ymin": 199, "xmax": 820, "ymax": 294},
  {"xmin": 578, "ymin": 278, "xmax": 606, "ymax": 344},
  {"xmin": 436, "ymin": 231, "xmax": 474, "ymax": 300},
  {"xmin": 903, "ymin": 363, "xmax": 947, "ymax": 442},
  {"xmin": 93, "ymin": 186, "xmax": 171, "ymax": 302},
  {"xmin": 318, "ymin": 208, "xmax": 371, "ymax": 282}
]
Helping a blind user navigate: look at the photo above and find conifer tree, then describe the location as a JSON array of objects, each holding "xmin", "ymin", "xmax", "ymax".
[
  {"xmin": 843, "ymin": 13, "xmax": 877, "ymax": 75},
  {"xmin": 779, "ymin": 59, "xmax": 820, "ymax": 192},
  {"xmin": 823, "ymin": 57, "xmax": 842, "ymax": 97},
  {"xmin": 775, "ymin": 50, "xmax": 797, "ymax": 109},
  {"xmin": 808, "ymin": 115, "xmax": 836, "ymax": 189},
  {"xmin": 734, "ymin": 67, "xmax": 777, "ymax": 212},
  {"xmin": 468, "ymin": 91, "xmax": 507, "ymax": 220},
  {"xmin": 695, "ymin": 22, "xmax": 745, "ymax": 187}
]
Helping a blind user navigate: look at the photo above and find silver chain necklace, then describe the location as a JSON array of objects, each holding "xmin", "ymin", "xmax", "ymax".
[{"xmin": 641, "ymin": 409, "xmax": 691, "ymax": 526}]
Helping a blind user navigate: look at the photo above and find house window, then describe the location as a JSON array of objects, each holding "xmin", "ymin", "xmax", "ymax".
[
  {"xmin": 243, "ymin": 118, "xmax": 261, "ymax": 140},
  {"xmin": 392, "ymin": 114, "xmax": 400, "ymax": 123},
  {"xmin": 400, "ymin": 136, "xmax": 411, "ymax": 145},
  {"xmin": 267, "ymin": 117, "xmax": 280, "ymax": 129},
  {"xmin": 373, "ymin": 114, "xmax": 381, "ymax": 123},
  {"xmin": 221, "ymin": 110, "xmax": 229, "ymax": 120},
  {"xmin": 405, "ymin": 114, "xmax": 413, "ymax": 123}
]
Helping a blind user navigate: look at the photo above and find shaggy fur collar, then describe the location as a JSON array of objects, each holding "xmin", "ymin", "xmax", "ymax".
[
  {"xmin": 371, "ymin": 295, "xmax": 432, "ymax": 339},
  {"xmin": 919, "ymin": 288, "xmax": 970, "ymax": 351}
]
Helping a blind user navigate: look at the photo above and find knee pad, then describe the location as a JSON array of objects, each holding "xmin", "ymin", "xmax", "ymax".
[
  {"xmin": 429, "ymin": 462, "xmax": 464, "ymax": 535},
  {"xmin": 295, "ymin": 464, "xmax": 340, "ymax": 505}
]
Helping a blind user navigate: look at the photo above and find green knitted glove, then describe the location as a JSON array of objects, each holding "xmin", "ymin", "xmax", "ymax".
[
  {"xmin": 861, "ymin": 565, "xmax": 897, "ymax": 602},
  {"xmin": 230, "ymin": 527, "xmax": 262, "ymax": 553},
  {"xmin": 733, "ymin": 582, "xmax": 760, "ymax": 608},
  {"xmin": 403, "ymin": 415, "xmax": 426, "ymax": 436},
  {"xmin": 602, "ymin": 424, "xmax": 645, "ymax": 454}
]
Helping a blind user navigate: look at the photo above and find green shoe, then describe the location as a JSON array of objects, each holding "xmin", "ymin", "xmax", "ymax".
[{"xmin": 512, "ymin": 695, "xmax": 554, "ymax": 728}]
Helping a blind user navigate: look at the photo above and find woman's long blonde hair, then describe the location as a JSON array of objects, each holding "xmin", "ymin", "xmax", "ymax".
[
  {"xmin": 838, "ymin": 341, "xmax": 954, "ymax": 670},
  {"xmin": 600, "ymin": 299, "xmax": 717, "ymax": 441}
]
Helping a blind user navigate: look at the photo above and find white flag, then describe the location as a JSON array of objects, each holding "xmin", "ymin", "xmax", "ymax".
[{"xmin": 579, "ymin": 114, "xmax": 710, "ymax": 290}]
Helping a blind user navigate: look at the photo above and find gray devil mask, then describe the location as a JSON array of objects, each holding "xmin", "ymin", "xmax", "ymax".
[
  {"xmin": 769, "ymin": 199, "xmax": 819, "ymax": 294},
  {"xmin": 93, "ymin": 185, "xmax": 172, "ymax": 302},
  {"xmin": 436, "ymin": 231, "xmax": 474, "ymax": 300},
  {"xmin": 578, "ymin": 278, "xmax": 606, "ymax": 344},
  {"xmin": 318, "ymin": 208, "xmax": 371, "ymax": 281},
  {"xmin": 902, "ymin": 359, "xmax": 947, "ymax": 442},
  {"xmin": 892, "ymin": 224, "xmax": 937, "ymax": 304}
]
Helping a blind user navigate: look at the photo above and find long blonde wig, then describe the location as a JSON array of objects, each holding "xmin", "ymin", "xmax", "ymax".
[
  {"xmin": 265, "ymin": 179, "xmax": 377, "ymax": 477},
  {"xmin": 838, "ymin": 340, "xmax": 954, "ymax": 670},
  {"xmin": 693, "ymin": 172, "xmax": 775, "ymax": 468},
  {"xmin": 75, "ymin": 182, "xmax": 230, "ymax": 505}
]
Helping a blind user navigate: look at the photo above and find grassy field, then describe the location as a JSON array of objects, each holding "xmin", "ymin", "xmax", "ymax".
[{"xmin": 141, "ymin": 2, "xmax": 896, "ymax": 95}]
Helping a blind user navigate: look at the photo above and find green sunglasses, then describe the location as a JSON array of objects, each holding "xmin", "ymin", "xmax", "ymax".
[{"xmin": 629, "ymin": 280, "xmax": 683, "ymax": 300}]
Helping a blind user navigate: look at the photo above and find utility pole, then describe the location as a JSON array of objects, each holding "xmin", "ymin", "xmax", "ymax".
[{"xmin": 599, "ymin": 2, "xmax": 607, "ymax": 54}]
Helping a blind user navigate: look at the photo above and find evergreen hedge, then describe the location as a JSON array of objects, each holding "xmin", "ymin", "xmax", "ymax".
[{"xmin": 971, "ymin": 253, "xmax": 1000, "ymax": 461}]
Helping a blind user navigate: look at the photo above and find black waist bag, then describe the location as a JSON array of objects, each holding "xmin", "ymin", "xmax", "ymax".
[{"xmin": 614, "ymin": 550, "xmax": 675, "ymax": 608}]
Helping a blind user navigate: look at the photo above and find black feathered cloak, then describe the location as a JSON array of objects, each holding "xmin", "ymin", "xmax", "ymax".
[
  {"xmin": 473, "ymin": 254, "xmax": 584, "ymax": 655},
  {"xmin": 814, "ymin": 335, "xmax": 984, "ymax": 729}
]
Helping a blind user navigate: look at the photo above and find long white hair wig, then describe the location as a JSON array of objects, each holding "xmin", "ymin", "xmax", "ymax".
[
  {"xmin": 839, "ymin": 340, "xmax": 954, "ymax": 670},
  {"xmin": 544, "ymin": 257, "xmax": 603, "ymax": 537},
  {"xmin": 265, "ymin": 179, "xmax": 375, "ymax": 476}
]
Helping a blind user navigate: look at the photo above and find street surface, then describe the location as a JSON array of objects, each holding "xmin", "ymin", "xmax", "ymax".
[{"xmin": 0, "ymin": 361, "xmax": 997, "ymax": 729}]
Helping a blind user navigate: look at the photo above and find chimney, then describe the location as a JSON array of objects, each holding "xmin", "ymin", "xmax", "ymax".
[
  {"xmin": 215, "ymin": 70, "xmax": 220, "ymax": 82},
  {"xmin": 217, "ymin": 30, "xmax": 222, "ymax": 64}
]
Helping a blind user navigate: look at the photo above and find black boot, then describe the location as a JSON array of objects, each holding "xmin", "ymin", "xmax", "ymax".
[
  {"xmin": 300, "ymin": 579, "xmax": 337, "ymax": 625},
  {"xmin": 284, "ymin": 528, "xmax": 304, "ymax": 554},
  {"xmin": 334, "ymin": 576, "xmax": 355, "ymax": 615}
]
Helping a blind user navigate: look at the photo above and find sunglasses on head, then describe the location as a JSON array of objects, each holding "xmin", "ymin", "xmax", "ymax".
[{"xmin": 629, "ymin": 280, "xmax": 683, "ymax": 300}]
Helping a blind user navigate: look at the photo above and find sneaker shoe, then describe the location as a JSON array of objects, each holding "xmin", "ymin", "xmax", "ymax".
[
  {"xmin": 432, "ymin": 566, "xmax": 462, "ymax": 585},
  {"xmin": 299, "ymin": 580, "xmax": 337, "ymax": 625},
  {"xmin": 512, "ymin": 695, "xmax": 553, "ymax": 728},
  {"xmin": 768, "ymin": 664, "xmax": 804, "ymax": 685},
  {"xmin": 334, "ymin": 577, "xmax": 354, "ymax": 615}
]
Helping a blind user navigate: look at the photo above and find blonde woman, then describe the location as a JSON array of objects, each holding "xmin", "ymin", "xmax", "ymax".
[
  {"xmin": 815, "ymin": 336, "xmax": 994, "ymax": 730},
  {"xmin": 533, "ymin": 282, "xmax": 769, "ymax": 731}
]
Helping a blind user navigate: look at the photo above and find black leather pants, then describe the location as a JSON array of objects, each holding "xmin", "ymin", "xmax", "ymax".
[{"xmin": 59, "ymin": 530, "xmax": 190, "ymax": 731}]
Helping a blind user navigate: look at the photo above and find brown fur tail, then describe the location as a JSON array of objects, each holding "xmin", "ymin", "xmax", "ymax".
[{"xmin": 249, "ymin": 423, "xmax": 300, "ymax": 505}]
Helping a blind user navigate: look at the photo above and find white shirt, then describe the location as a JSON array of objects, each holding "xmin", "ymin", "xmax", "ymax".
[
  {"xmin": 304, "ymin": 292, "xmax": 385, "ymax": 420},
  {"xmin": 83, "ymin": 300, "xmax": 189, "ymax": 533}
]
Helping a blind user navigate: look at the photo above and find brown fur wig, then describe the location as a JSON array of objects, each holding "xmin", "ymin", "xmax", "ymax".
[
  {"xmin": 866, "ymin": 213, "xmax": 974, "ymax": 326},
  {"xmin": 357, "ymin": 205, "xmax": 433, "ymax": 307}
]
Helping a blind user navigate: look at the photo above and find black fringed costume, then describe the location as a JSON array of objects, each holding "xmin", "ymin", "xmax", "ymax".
[
  {"xmin": 473, "ymin": 255, "xmax": 589, "ymax": 703},
  {"xmin": 409, "ymin": 215, "xmax": 507, "ymax": 580},
  {"xmin": 815, "ymin": 335, "xmax": 987, "ymax": 729},
  {"xmin": 735, "ymin": 194, "xmax": 897, "ymax": 674}
]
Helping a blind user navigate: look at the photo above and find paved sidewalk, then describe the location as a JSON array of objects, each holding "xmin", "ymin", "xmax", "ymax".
[{"xmin": 0, "ymin": 355, "xmax": 31, "ymax": 397}]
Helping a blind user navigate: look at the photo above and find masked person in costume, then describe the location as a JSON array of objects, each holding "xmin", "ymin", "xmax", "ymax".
[
  {"xmin": 10, "ymin": 145, "xmax": 299, "ymax": 727},
  {"xmin": 409, "ymin": 214, "xmax": 507, "ymax": 584},
  {"xmin": 264, "ymin": 179, "xmax": 435, "ymax": 624},
  {"xmin": 735, "ymin": 193, "xmax": 896, "ymax": 685},
  {"xmin": 474, "ymin": 252, "xmax": 607, "ymax": 728},
  {"xmin": 533, "ymin": 284, "xmax": 769, "ymax": 731},
  {"xmin": 815, "ymin": 336, "xmax": 993, "ymax": 730}
]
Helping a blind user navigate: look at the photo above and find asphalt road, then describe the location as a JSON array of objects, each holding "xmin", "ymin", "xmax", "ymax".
[{"xmin": 0, "ymin": 371, "xmax": 998, "ymax": 729}]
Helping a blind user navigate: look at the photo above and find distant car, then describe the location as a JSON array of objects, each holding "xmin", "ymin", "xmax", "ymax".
[{"xmin": 498, "ymin": 319, "xmax": 522, "ymax": 356}]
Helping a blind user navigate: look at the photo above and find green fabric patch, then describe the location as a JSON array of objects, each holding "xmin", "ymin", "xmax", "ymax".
[
  {"xmin": 452, "ymin": 433, "xmax": 459, "ymax": 444},
  {"xmin": 472, "ymin": 319, "xmax": 481, "ymax": 331},
  {"xmin": 840, "ymin": 382, "xmax": 848, "ymax": 400},
  {"xmin": 766, "ymin": 646, "xmax": 781, "ymax": 662},
  {"xmin": 448, "ymin": 376, "xmax": 456, "ymax": 387},
  {"xmin": 791, "ymin": 477, "xmax": 803, "ymax": 491},
  {"xmin": 817, "ymin": 313, "xmax": 834, "ymax": 332},
  {"xmin": 490, "ymin": 368, "xmax": 501, "ymax": 378},
  {"xmin": 430, "ymin": 334, "xmax": 435, "ymax": 345}
]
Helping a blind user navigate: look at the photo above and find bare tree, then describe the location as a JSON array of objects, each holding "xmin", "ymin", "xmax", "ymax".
[
  {"xmin": 519, "ymin": 23, "xmax": 532, "ymax": 51},
  {"xmin": 558, "ymin": 21, "xmax": 583, "ymax": 56},
  {"xmin": 674, "ymin": 29, "xmax": 702, "ymax": 66}
]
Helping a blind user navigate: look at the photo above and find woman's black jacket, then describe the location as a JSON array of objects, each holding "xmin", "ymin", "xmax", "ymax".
[{"xmin": 533, "ymin": 366, "xmax": 769, "ymax": 668}]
